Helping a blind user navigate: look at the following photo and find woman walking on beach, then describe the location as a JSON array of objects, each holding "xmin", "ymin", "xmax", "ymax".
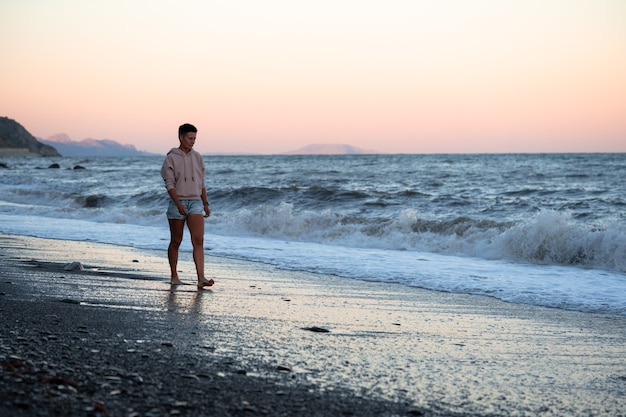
[{"xmin": 160, "ymin": 123, "xmax": 214, "ymax": 289}]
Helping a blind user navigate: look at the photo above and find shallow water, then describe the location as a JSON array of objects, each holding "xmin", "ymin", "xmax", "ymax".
[{"xmin": 1, "ymin": 153, "xmax": 625, "ymax": 314}]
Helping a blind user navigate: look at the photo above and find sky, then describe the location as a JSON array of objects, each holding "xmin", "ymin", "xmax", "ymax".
[{"xmin": 1, "ymin": 0, "xmax": 625, "ymax": 155}]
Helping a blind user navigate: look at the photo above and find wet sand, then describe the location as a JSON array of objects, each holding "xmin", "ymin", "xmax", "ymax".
[{"xmin": 1, "ymin": 232, "xmax": 625, "ymax": 416}]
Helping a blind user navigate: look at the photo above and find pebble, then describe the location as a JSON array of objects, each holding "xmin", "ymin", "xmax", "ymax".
[
  {"xmin": 302, "ymin": 326, "xmax": 331, "ymax": 333},
  {"xmin": 63, "ymin": 261, "xmax": 84, "ymax": 271}
]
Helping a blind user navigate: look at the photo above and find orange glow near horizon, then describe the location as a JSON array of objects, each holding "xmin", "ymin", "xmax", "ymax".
[{"xmin": 1, "ymin": 0, "xmax": 625, "ymax": 154}]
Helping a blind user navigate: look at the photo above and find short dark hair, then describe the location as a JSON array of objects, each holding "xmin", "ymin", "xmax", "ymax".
[{"xmin": 178, "ymin": 123, "xmax": 197, "ymax": 137}]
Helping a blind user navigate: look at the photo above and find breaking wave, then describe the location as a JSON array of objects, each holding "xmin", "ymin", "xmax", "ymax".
[{"xmin": 210, "ymin": 204, "xmax": 626, "ymax": 273}]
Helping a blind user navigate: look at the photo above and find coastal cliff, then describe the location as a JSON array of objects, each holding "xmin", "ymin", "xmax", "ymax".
[{"xmin": 0, "ymin": 117, "xmax": 60, "ymax": 157}]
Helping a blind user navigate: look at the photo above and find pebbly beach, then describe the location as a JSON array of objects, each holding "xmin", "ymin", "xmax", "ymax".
[{"xmin": 1, "ymin": 232, "xmax": 625, "ymax": 417}]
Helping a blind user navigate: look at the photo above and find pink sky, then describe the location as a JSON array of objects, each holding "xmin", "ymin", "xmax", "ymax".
[{"xmin": 1, "ymin": 0, "xmax": 625, "ymax": 154}]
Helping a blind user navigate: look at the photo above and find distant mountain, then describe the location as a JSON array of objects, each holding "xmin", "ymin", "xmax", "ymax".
[
  {"xmin": 283, "ymin": 144, "xmax": 378, "ymax": 155},
  {"xmin": 0, "ymin": 116, "xmax": 60, "ymax": 156},
  {"xmin": 41, "ymin": 134, "xmax": 155, "ymax": 157}
]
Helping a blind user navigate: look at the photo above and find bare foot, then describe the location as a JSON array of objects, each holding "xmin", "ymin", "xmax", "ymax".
[
  {"xmin": 170, "ymin": 278, "xmax": 184, "ymax": 285},
  {"xmin": 197, "ymin": 278, "xmax": 215, "ymax": 289}
]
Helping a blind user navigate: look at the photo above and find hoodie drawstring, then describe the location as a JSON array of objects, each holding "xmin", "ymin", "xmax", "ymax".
[{"xmin": 183, "ymin": 152, "xmax": 195, "ymax": 182}]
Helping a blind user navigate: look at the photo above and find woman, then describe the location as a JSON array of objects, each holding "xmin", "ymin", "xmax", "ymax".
[{"xmin": 160, "ymin": 123, "xmax": 214, "ymax": 289}]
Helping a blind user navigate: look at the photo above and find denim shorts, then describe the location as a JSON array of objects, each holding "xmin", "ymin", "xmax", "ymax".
[{"xmin": 166, "ymin": 199, "xmax": 205, "ymax": 220}]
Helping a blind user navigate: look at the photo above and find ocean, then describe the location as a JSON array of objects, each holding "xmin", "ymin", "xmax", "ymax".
[{"xmin": 1, "ymin": 153, "xmax": 625, "ymax": 315}]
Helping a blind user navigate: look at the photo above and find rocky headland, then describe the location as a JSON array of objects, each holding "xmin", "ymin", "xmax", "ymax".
[{"xmin": 0, "ymin": 117, "xmax": 60, "ymax": 157}]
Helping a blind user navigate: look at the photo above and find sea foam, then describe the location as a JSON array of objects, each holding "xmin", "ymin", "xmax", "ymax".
[{"xmin": 209, "ymin": 205, "xmax": 626, "ymax": 273}]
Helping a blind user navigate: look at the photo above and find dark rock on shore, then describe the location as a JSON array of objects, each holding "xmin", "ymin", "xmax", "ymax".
[{"xmin": 83, "ymin": 195, "xmax": 102, "ymax": 208}]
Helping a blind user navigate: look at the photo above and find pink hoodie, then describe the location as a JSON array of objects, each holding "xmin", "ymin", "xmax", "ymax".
[{"xmin": 160, "ymin": 148, "xmax": 206, "ymax": 199}]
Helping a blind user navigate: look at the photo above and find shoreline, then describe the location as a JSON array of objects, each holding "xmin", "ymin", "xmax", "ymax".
[{"xmin": 1, "ymin": 232, "xmax": 625, "ymax": 416}]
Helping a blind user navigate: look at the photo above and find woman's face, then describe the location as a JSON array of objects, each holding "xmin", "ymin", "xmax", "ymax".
[{"xmin": 179, "ymin": 132, "xmax": 196, "ymax": 152}]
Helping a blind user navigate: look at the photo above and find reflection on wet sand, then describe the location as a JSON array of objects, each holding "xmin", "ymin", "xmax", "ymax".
[{"xmin": 167, "ymin": 284, "xmax": 209, "ymax": 315}]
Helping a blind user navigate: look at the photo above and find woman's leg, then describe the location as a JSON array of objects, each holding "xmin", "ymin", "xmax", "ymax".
[
  {"xmin": 168, "ymin": 219, "xmax": 185, "ymax": 284},
  {"xmin": 186, "ymin": 214, "xmax": 213, "ymax": 287}
]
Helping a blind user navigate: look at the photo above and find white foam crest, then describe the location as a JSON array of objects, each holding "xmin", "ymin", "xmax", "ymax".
[
  {"xmin": 209, "ymin": 205, "xmax": 626, "ymax": 273},
  {"xmin": 491, "ymin": 210, "xmax": 626, "ymax": 271},
  {"xmin": 216, "ymin": 203, "xmax": 345, "ymax": 240}
]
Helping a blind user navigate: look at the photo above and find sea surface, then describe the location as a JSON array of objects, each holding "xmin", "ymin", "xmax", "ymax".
[{"xmin": 1, "ymin": 153, "xmax": 625, "ymax": 315}]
